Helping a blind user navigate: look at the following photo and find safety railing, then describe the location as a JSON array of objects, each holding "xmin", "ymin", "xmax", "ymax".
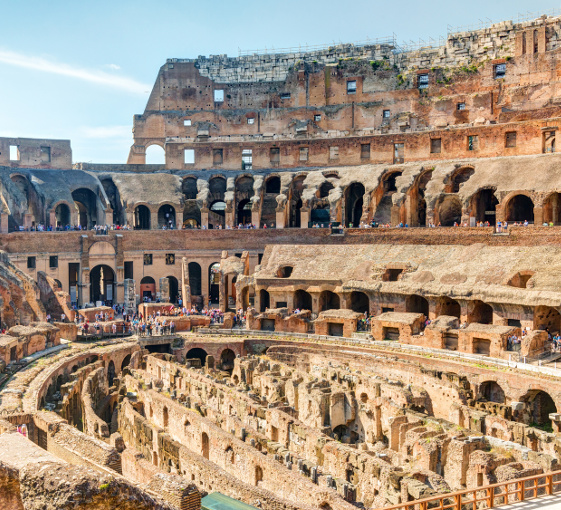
[{"xmin": 380, "ymin": 471, "xmax": 561, "ymax": 510}]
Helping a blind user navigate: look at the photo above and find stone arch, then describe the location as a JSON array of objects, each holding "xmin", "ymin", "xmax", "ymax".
[
  {"xmin": 318, "ymin": 181, "xmax": 334, "ymax": 199},
  {"xmin": 107, "ymin": 360, "xmax": 116, "ymax": 386},
  {"xmin": 534, "ymin": 306, "xmax": 561, "ymax": 333},
  {"xmin": 542, "ymin": 192, "xmax": 561, "ymax": 224},
  {"xmin": 469, "ymin": 301, "xmax": 493, "ymax": 324},
  {"xmin": 294, "ymin": 290, "xmax": 312, "ymax": 311},
  {"xmin": 121, "ymin": 354, "xmax": 131, "ymax": 371},
  {"xmin": 220, "ymin": 348, "xmax": 236, "ymax": 371},
  {"xmin": 265, "ymin": 175, "xmax": 281, "ymax": 194},
  {"xmin": 89, "ymin": 241, "xmax": 116, "ymax": 257},
  {"xmin": 188, "ymin": 262, "xmax": 202, "ymax": 296},
  {"xmin": 54, "ymin": 202, "xmax": 71, "ymax": 228},
  {"xmin": 100, "ymin": 177, "xmax": 124, "ymax": 225},
  {"xmin": 186, "ymin": 348, "xmax": 208, "ymax": 366},
  {"xmin": 505, "ymin": 193, "xmax": 534, "ymax": 223},
  {"xmin": 412, "ymin": 169, "xmax": 433, "ymax": 227},
  {"xmin": 202, "ymin": 432, "xmax": 210, "ymax": 459},
  {"xmin": 235, "ymin": 175, "xmax": 254, "ymax": 225},
  {"xmin": 182, "ymin": 177, "xmax": 198, "ymax": 199},
  {"xmin": 72, "ymin": 188, "xmax": 99, "ymax": 228},
  {"xmin": 479, "ymin": 381, "xmax": 505, "ymax": 404},
  {"xmin": 90, "ymin": 264, "xmax": 116, "ymax": 305},
  {"xmin": 522, "ymin": 389, "xmax": 557, "ymax": 427},
  {"xmin": 158, "ymin": 204, "xmax": 176, "ymax": 228},
  {"xmin": 259, "ymin": 289, "xmax": 270, "ymax": 312},
  {"xmin": 140, "ymin": 276, "xmax": 156, "ymax": 301},
  {"xmin": 437, "ymin": 195, "xmax": 462, "ymax": 226},
  {"xmin": 145, "ymin": 144, "xmax": 165, "ymax": 164},
  {"xmin": 373, "ymin": 171, "xmax": 402, "ymax": 224},
  {"xmin": 289, "ymin": 175, "xmax": 306, "ymax": 228},
  {"xmin": 345, "ymin": 182, "xmax": 365, "ymax": 227},
  {"xmin": 406, "ymin": 295, "xmax": 429, "ymax": 316},
  {"xmin": 438, "ymin": 296, "xmax": 461, "ymax": 318},
  {"xmin": 447, "ymin": 166, "xmax": 475, "ymax": 193},
  {"xmin": 470, "ymin": 188, "xmax": 498, "ymax": 225},
  {"xmin": 255, "ymin": 465, "xmax": 263, "ymax": 486},
  {"xmin": 319, "ymin": 290, "xmax": 340, "ymax": 311},
  {"xmin": 209, "ymin": 200, "xmax": 226, "ymax": 229},
  {"xmin": 209, "ymin": 262, "xmax": 220, "ymax": 304},
  {"xmin": 134, "ymin": 204, "xmax": 151, "ymax": 230},
  {"xmin": 166, "ymin": 275, "xmax": 179, "ymax": 303},
  {"xmin": 350, "ymin": 291, "xmax": 369, "ymax": 314}
]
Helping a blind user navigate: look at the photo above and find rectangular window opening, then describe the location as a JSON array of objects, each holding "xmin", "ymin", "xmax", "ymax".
[
  {"xmin": 144, "ymin": 254, "xmax": 153, "ymax": 266},
  {"xmin": 242, "ymin": 149, "xmax": 253, "ymax": 170},
  {"xmin": 505, "ymin": 131, "xmax": 517, "ymax": 148},
  {"xmin": 165, "ymin": 253, "xmax": 175, "ymax": 265},
  {"xmin": 299, "ymin": 147, "xmax": 309, "ymax": 161},
  {"xmin": 184, "ymin": 149, "xmax": 195, "ymax": 165},
  {"xmin": 457, "ymin": 102, "xmax": 466, "ymax": 111},
  {"xmin": 394, "ymin": 143, "xmax": 404, "ymax": 164},
  {"xmin": 494, "ymin": 63, "xmax": 506, "ymax": 79},
  {"xmin": 346, "ymin": 80, "xmax": 357, "ymax": 94},
  {"xmin": 383, "ymin": 109, "xmax": 391, "ymax": 119},
  {"xmin": 124, "ymin": 261, "xmax": 134, "ymax": 280},
  {"xmin": 430, "ymin": 138, "xmax": 442, "ymax": 154},
  {"xmin": 543, "ymin": 130, "xmax": 556, "ymax": 153},
  {"xmin": 247, "ymin": 117, "xmax": 255, "ymax": 125},
  {"xmin": 361, "ymin": 144, "xmax": 371, "ymax": 159},
  {"xmin": 183, "ymin": 119, "xmax": 192, "ymax": 126},
  {"xmin": 40, "ymin": 146, "xmax": 51, "ymax": 163},
  {"xmin": 213, "ymin": 148, "xmax": 223, "ymax": 165},
  {"xmin": 27, "ymin": 256, "xmax": 36, "ymax": 269},
  {"xmin": 418, "ymin": 74, "xmax": 429, "ymax": 89},
  {"xmin": 49, "ymin": 256, "xmax": 58, "ymax": 268},
  {"xmin": 9, "ymin": 145, "xmax": 19, "ymax": 161},
  {"xmin": 280, "ymin": 92, "xmax": 291, "ymax": 100},
  {"xmin": 314, "ymin": 114, "xmax": 321, "ymax": 122},
  {"xmin": 329, "ymin": 146, "xmax": 339, "ymax": 160},
  {"xmin": 467, "ymin": 135, "xmax": 479, "ymax": 151},
  {"xmin": 214, "ymin": 89, "xmax": 224, "ymax": 102},
  {"xmin": 270, "ymin": 147, "xmax": 280, "ymax": 163}
]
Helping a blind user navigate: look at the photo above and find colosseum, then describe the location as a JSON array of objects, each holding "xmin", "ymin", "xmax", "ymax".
[{"xmin": 5, "ymin": 12, "xmax": 561, "ymax": 510}]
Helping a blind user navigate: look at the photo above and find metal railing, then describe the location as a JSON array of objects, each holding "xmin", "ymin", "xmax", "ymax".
[{"xmin": 380, "ymin": 471, "xmax": 561, "ymax": 510}]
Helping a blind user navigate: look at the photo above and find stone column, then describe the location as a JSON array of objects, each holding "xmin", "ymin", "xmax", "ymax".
[
  {"xmin": 0, "ymin": 214, "xmax": 9, "ymax": 233},
  {"xmin": 251, "ymin": 207, "xmax": 260, "ymax": 228},
  {"xmin": 175, "ymin": 209, "xmax": 183, "ymax": 229},
  {"xmin": 24, "ymin": 213, "xmax": 32, "ymax": 230},
  {"xmin": 126, "ymin": 209, "xmax": 134, "ymax": 229},
  {"xmin": 181, "ymin": 257, "xmax": 192, "ymax": 309},
  {"xmin": 124, "ymin": 279, "xmax": 136, "ymax": 315},
  {"xmin": 49, "ymin": 209, "xmax": 56, "ymax": 229},
  {"xmin": 300, "ymin": 208, "xmax": 310, "ymax": 228},
  {"xmin": 225, "ymin": 202, "xmax": 235, "ymax": 228},
  {"xmin": 200, "ymin": 207, "xmax": 209, "ymax": 229},
  {"xmin": 534, "ymin": 206, "xmax": 543, "ymax": 226},
  {"xmin": 275, "ymin": 206, "xmax": 286, "ymax": 229},
  {"xmin": 150, "ymin": 210, "xmax": 159, "ymax": 230},
  {"xmin": 159, "ymin": 277, "xmax": 170, "ymax": 303}
]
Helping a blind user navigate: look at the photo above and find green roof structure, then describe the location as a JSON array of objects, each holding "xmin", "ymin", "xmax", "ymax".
[{"xmin": 201, "ymin": 492, "xmax": 261, "ymax": 510}]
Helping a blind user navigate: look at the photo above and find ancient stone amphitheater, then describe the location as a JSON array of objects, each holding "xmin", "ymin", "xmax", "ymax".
[{"xmin": 5, "ymin": 12, "xmax": 561, "ymax": 510}]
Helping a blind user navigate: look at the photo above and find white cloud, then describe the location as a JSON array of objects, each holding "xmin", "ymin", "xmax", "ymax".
[
  {"xmin": 107, "ymin": 63, "xmax": 121, "ymax": 70},
  {"xmin": 0, "ymin": 49, "xmax": 150, "ymax": 94},
  {"xmin": 80, "ymin": 125, "xmax": 132, "ymax": 139}
]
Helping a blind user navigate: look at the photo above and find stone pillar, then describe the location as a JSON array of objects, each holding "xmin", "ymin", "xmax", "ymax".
[
  {"xmin": 181, "ymin": 257, "xmax": 192, "ymax": 309},
  {"xmin": 175, "ymin": 210, "xmax": 183, "ymax": 229},
  {"xmin": 159, "ymin": 277, "xmax": 170, "ymax": 303},
  {"xmin": 104, "ymin": 207, "xmax": 113, "ymax": 226},
  {"xmin": 275, "ymin": 207, "xmax": 286, "ymax": 229},
  {"xmin": 200, "ymin": 207, "xmax": 209, "ymax": 229},
  {"xmin": 49, "ymin": 209, "xmax": 56, "ymax": 229},
  {"xmin": 126, "ymin": 209, "xmax": 134, "ymax": 228},
  {"xmin": 300, "ymin": 208, "xmax": 310, "ymax": 228},
  {"xmin": 251, "ymin": 207, "xmax": 260, "ymax": 228},
  {"xmin": 124, "ymin": 279, "xmax": 136, "ymax": 315},
  {"xmin": 150, "ymin": 210, "xmax": 158, "ymax": 230},
  {"xmin": 225, "ymin": 202, "xmax": 235, "ymax": 228},
  {"xmin": 24, "ymin": 213, "xmax": 32, "ymax": 230},
  {"xmin": 534, "ymin": 206, "xmax": 543, "ymax": 226},
  {"xmin": 79, "ymin": 268, "xmax": 91, "ymax": 307}
]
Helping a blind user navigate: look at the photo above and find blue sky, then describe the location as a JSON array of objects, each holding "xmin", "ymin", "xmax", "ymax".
[{"xmin": 1, "ymin": 0, "xmax": 559, "ymax": 163}]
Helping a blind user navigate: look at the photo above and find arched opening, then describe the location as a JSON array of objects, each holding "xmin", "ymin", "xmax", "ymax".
[
  {"xmin": 373, "ymin": 171, "xmax": 402, "ymax": 224},
  {"xmin": 448, "ymin": 167, "xmax": 474, "ymax": 193},
  {"xmin": 101, "ymin": 178, "xmax": 123, "ymax": 225},
  {"xmin": 415, "ymin": 170, "xmax": 433, "ymax": 227},
  {"xmin": 294, "ymin": 290, "xmax": 312, "ymax": 311},
  {"xmin": 439, "ymin": 297, "xmax": 461, "ymax": 318},
  {"xmin": 202, "ymin": 432, "xmax": 210, "ymax": 459},
  {"xmin": 163, "ymin": 406, "xmax": 169, "ymax": 428},
  {"xmin": 186, "ymin": 348, "xmax": 208, "ymax": 366},
  {"xmin": 134, "ymin": 205, "xmax": 151, "ymax": 230},
  {"xmin": 145, "ymin": 144, "xmax": 165, "ymax": 164},
  {"xmin": 237, "ymin": 199, "xmax": 252, "ymax": 226},
  {"xmin": 505, "ymin": 195, "xmax": 534, "ymax": 223},
  {"xmin": 225, "ymin": 446, "xmax": 235, "ymax": 465},
  {"xmin": 90, "ymin": 265, "xmax": 115, "ymax": 305},
  {"xmin": 183, "ymin": 177, "xmax": 201, "ymax": 228},
  {"xmin": 471, "ymin": 188, "xmax": 498, "ymax": 225},
  {"xmin": 437, "ymin": 195, "xmax": 462, "ymax": 226},
  {"xmin": 121, "ymin": 354, "xmax": 131, "ymax": 371},
  {"xmin": 55, "ymin": 203, "xmax": 71, "ymax": 228},
  {"xmin": 534, "ymin": 306, "xmax": 561, "ymax": 333},
  {"xmin": 188, "ymin": 263, "xmax": 202, "ymax": 296},
  {"xmin": 255, "ymin": 465, "xmax": 263, "ymax": 486},
  {"xmin": 140, "ymin": 276, "xmax": 156, "ymax": 301},
  {"xmin": 235, "ymin": 176, "xmax": 254, "ymax": 226},
  {"xmin": 220, "ymin": 348, "xmax": 236, "ymax": 371},
  {"xmin": 182, "ymin": 177, "xmax": 198, "ymax": 199},
  {"xmin": 260, "ymin": 289, "xmax": 270, "ymax": 312},
  {"xmin": 277, "ymin": 266, "xmax": 293, "ymax": 278},
  {"xmin": 265, "ymin": 176, "xmax": 281, "ymax": 194},
  {"xmin": 523, "ymin": 390, "xmax": 556, "ymax": 429},
  {"xmin": 469, "ymin": 301, "xmax": 493, "ymax": 324},
  {"xmin": 209, "ymin": 201, "xmax": 226, "ymax": 229},
  {"xmin": 543, "ymin": 192, "xmax": 561, "ymax": 225},
  {"xmin": 319, "ymin": 291, "xmax": 340, "ymax": 311},
  {"xmin": 311, "ymin": 204, "xmax": 330, "ymax": 226},
  {"xmin": 345, "ymin": 182, "xmax": 365, "ymax": 227},
  {"xmin": 167, "ymin": 276, "xmax": 179, "ymax": 304},
  {"xmin": 209, "ymin": 263, "xmax": 220, "ymax": 304},
  {"xmin": 350, "ymin": 292, "xmax": 369, "ymax": 314},
  {"xmin": 333, "ymin": 424, "xmax": 358, "ymax": 443},
  {"xmin": 406, "ymin": 295, "xmax": 429, "ymax": 316},
  {"xmin": 72, "ymin": 188, "xmax": 98, "ymax": 229},
  {"xmin": 158, "ymin": 204, "xmax": 176, "ymax": 229},
  {"xmin": 289, "ymin": 176, "xmax": 306, "ymax": 228},
  {"xmin": 107, "ymin": 360, "xmax": 116, "ymax": 387},
  {"xmin": 319, "ymin": 181, "xmax": 334, "ymax": 198},
  {"xmin": 479, "ymin": 381, "xmax": 505, "ymax": 404}
]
